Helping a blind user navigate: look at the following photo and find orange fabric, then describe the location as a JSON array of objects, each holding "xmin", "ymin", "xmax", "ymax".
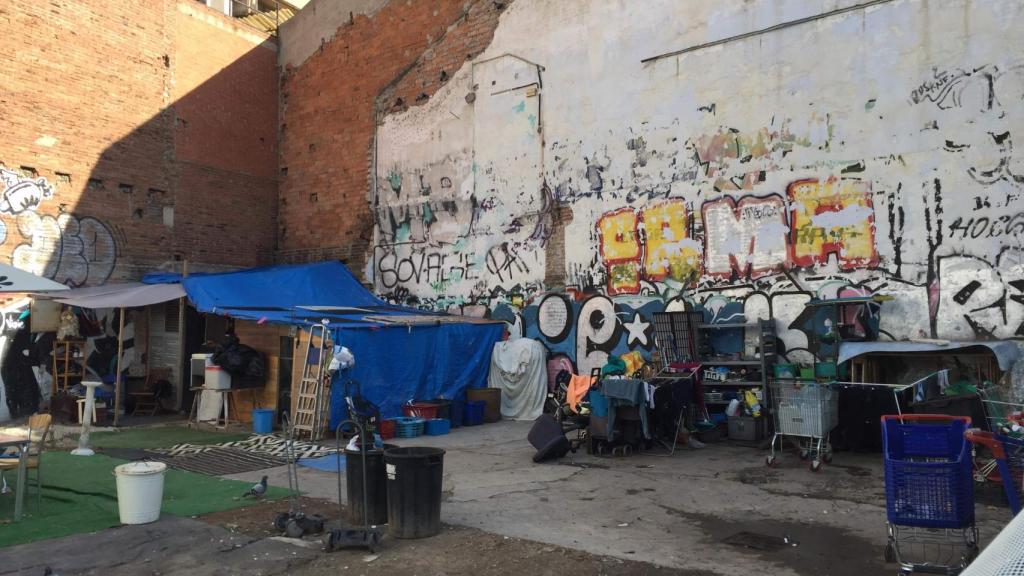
[{"xmin": 567, "ymin": 374, "xmax": 595, "ymax": 413}]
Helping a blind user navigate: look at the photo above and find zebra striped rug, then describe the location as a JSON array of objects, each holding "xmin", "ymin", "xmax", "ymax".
[{"xmin": 159, "ymin": 433, "xmax": 338, "ymax": 460}]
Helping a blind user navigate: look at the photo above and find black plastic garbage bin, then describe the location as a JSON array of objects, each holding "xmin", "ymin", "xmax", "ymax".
[
  {"xmin": 384, "ymin": 446, "xmax": 445, "ymax": 538},
  {"xmin": 345, "ymin": 443, "xmax": 395, "ymax": 526}
]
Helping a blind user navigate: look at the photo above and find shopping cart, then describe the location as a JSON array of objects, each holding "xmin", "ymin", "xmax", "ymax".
[
  {"xmin": 882, "ymin": 414, "xmax": 978, "ymax": 575},
  {"xmin": 971, "ymin": 388, "xmax": 1022, "ymax": 484},
  {"xmin": 966, "ymin": 423, "xmax": 1024, "ymax": 517},
  {"xmin": 765, "ymin": 379, "xmax": 838, "ymax": 471}
]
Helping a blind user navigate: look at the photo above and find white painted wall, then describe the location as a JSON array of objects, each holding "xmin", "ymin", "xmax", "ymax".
[{"xmin": 373, "ymin": 0, "xmax": 1024, "ymax": 358}]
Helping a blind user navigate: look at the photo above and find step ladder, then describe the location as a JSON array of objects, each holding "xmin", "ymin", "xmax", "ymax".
[{"xmin": 294, "ymin": 322, "xmax": 332, "ymax": 441}]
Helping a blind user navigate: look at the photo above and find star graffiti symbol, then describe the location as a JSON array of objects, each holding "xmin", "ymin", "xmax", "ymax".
[{"xmin": 622, "ymin": 313, "xmax": 651, "ymax": 346}]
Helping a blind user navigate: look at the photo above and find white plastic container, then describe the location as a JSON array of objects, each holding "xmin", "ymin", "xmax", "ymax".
[
  {"xmin": 114, "ymin": 461, "xmax": 167, "ymax": 524},
  {"xmin": 204, "ymin": 364, "xmax": 231, "ymax": 390}
]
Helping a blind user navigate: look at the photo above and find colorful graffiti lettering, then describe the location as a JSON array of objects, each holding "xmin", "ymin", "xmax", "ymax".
[
  {"xmin": 702, "ymin": 194, "xmax": 788, "ymax": 279},
  {"xmin": 787, "ymin": 178, "xmax": 877, "ymax": 269},
  {"xmin": 596, "ymin": 201, "xmax": 701, "ymax": 294}
]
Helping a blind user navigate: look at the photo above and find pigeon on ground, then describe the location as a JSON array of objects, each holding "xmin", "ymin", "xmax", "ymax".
[{"xmin": 243, "ymin": 475, "xmax": 268, "ymax": 498}]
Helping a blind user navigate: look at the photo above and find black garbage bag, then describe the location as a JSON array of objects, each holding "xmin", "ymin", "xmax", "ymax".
[{"xmin": 212, "ymin": 335, "xmax": 265, "ymax": 379}]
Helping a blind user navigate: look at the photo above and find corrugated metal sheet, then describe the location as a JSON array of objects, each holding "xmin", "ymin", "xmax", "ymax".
[{"xmin": 238, "ymin": 7, "xmax": 295, "ymax": 34}]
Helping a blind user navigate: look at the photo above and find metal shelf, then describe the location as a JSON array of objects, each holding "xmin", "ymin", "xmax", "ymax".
[
  {"xmin": 705, "ymin": 381, "xmax": 764, "ymax": 387},
  {"xmin": 699, "ymin": 323, "xmax": 758, "ymax": 329},
  {"xmin": 703, "ymin": 359, "xmax": 761, "ymax": 366}
]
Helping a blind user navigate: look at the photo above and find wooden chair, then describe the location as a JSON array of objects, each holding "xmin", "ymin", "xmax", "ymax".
[
  {"xmin": 0, "ymin": 413, "xmax": 53, "ymax": 509},
  {"xmin": 129, "ymin": 367, "xmax": 174, "ymax": 417}
]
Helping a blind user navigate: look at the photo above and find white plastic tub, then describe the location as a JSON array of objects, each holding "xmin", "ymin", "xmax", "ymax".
[{"xmin": 114, "ymin": 461, "xmax": 167, "ymax": 524}]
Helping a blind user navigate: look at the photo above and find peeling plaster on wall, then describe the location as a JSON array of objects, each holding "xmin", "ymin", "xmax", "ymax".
[{"xmin": 372, "ymin": 0, "xmax": 1024, "ymax": 370}]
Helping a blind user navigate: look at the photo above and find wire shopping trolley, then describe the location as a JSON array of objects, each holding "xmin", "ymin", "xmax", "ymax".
[
  {"xmin": 766, "ymin": 379, "xmax": 838, "ymax": 471},
  {"xmin": 966, "ymin": 416, "xmax": 1024, "ymax": 517},
  {"xmin": 883, "ymin": 414, "xmax": 977, "ymax": 575}
]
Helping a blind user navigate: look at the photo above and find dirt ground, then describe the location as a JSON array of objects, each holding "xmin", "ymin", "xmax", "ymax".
[{"xmin": 200, "ymin": 497, "xmax": 710, "ymax": 576}]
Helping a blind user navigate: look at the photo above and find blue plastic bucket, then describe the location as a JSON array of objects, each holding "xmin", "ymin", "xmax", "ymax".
[{"xmin": 252, "ymin": 408, "xmax": 274, "ymax": 434}]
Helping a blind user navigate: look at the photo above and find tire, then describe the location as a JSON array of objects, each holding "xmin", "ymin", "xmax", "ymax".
[
  {"xmin": 799, "ymin": 449, "xmax": 810, "ymax": 461},
  {"xmin": 810, "ymin": 460, "xmax": 823, "ymax": 472},
  {"xmin": 823, "ymin": 452, "xmax": 833, "ymax": 464},
  {"xmin": 766, "ymin": 455, "xmax": 777, "ymax": 467},
  {"xmin": 884, "ymin": 543, "xmax": 895, "ymax": 563}
]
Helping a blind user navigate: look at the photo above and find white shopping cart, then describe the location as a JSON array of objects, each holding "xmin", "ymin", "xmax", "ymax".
[{"xmin": 766, "ymin": 379, "xmax": 838, "ymax": 471}]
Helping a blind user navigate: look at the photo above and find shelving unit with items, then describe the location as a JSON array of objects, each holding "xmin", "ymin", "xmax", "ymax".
[{"xmin": 697, "ymin": 319, "xmax": 777, "ymax": 440}]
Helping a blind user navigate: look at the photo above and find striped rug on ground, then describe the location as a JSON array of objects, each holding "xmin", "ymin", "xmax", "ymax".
[
  {"xmin": 149, "ymin": 446, "xmax": 286, "ymax": 476},
  {"xmin": 160, "ymin": 433, "xmax": 337, "ymax": 460}
]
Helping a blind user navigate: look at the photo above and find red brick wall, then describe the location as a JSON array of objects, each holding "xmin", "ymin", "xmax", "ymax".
[
  {"xmin": 276, "ymin": 0, "xmax": 509, "ymax": 278},
  {"xmin": 0, "ymin": 0, "xmax": 278, "ymax": 285}
]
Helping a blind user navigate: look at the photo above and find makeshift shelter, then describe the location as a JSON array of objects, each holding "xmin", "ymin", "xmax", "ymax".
[
  {"xmin": 144, "ymin": 262, "xmax": 503, "ymax": 426},
  {"xmin": 41, "ymin": 282, "xmax": 187, "ymax": 425}
]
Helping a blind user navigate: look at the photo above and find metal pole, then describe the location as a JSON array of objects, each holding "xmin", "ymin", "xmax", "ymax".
[{"xmin": 113, "ymin": 307, "xmax": 126, "ymax": 427}]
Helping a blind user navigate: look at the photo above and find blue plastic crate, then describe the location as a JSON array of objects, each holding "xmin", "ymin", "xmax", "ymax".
[
  {"xmin": 425, "ymin": 418, "xmax": 450, "ymax": 436},
  {"xmin": 464, "ymin": 400, "xmax": 485, "ymax": 426},
  {"xmin": 882, "ymin": 415, "xmax": 974, "ymax": 529},
  {"xmin": 393, "ymin": 416, "xmax": 425, "ymax": 438}
]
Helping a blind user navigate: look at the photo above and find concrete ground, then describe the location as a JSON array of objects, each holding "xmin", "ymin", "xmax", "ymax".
[
  {"xmin": 219, "ymin": 420, "xmax": 1012, "ymax": 575},
  {"xmin": 4, "ymin": 420, "xmax": 1013, "ymax": 575}
]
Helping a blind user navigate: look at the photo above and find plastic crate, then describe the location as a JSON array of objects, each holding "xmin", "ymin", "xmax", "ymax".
[
  {"xmin": 882, "ymin": 415, "xmax": 974, "ymax": 528},
  {"xmin": 393, "ymin": 417, "xmax": 425, "ymax": 438},
  {"xmin": 463, "ymin": 400, "xmax": 485, "ymax": 426},
  {"xmin": 402, "ymin": 402, "xmax": 439, "ymax": 419},
  {"xmin": 425, "ymin": 418, "xmax": 450, "ymax": 436},
  {"xmin": 380, "ymin": 418, "xmax": 397, "ymax": 440}
]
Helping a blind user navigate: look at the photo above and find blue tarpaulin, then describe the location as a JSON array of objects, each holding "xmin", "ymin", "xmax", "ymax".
[
  {"xmin": 147, "ymin": 262, "xmax": 503, "ymax": 423},
  {"xmin": 329, "ymin": 320, "xmax": 503, "ymax": 425}
]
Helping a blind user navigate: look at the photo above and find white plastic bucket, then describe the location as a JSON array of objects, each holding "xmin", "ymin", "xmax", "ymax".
[{"xmin": 114, "ymin": 461, "xmax": 167, "ymax": 524}]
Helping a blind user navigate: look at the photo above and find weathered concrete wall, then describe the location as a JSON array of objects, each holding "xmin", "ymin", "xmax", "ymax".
[{"xmin": 372, "ymin": 0, "xmax": 1024, "ymax": 371}]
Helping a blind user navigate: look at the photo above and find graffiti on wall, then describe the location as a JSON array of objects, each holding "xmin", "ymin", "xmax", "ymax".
[
  {"xmin": 12, "ymin": 212, "xmax": 117, "ymax": 287},
  {"xmin": 0, "ymin": 166, "xmax": 117, "ymax": 286},
  {"xmin": 375, "ymin": 52, "xmax": 1024, "ymax": 378},
  {"xmin": 592, "ymin": 178, "xmax": 876, "ymax": 294}
]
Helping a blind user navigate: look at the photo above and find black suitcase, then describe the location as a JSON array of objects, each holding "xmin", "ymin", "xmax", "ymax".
[{"xmin": 528, "ymin": 414, "xmax": 571, "ymax": 462}]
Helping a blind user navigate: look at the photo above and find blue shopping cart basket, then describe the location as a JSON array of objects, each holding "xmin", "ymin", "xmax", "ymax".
[{"xmin": 883, "ymin": 414, "xmax": 975, "ymax": 529}]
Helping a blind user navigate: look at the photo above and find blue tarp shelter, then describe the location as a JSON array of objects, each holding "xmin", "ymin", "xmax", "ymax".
[{"xmin": 145, "ymin": 262, "xmax": 503, "ymax": 423}]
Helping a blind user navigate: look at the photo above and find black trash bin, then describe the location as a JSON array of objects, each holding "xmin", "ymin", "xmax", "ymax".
[
  {"xmin": 384, "ymin": 446, "xmax": 445, "ymax": 538},
  {"xmin": 345, "ymin": 443, "xmax": 396, "ymax": 526}
]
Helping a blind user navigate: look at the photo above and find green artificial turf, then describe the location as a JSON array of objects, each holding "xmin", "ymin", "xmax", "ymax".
[
  {"xmin": 0, "ymin": 452, "xmax": 287, "ymax": 548},
  {"xmin": 90, "ymin": 426, "xmax": 251, "ymax": 450}
]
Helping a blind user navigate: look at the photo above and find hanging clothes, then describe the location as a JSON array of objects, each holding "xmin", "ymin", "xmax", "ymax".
[{"xmin": 567, "ymin": 374, "xmax": 595, "ymax": 413}]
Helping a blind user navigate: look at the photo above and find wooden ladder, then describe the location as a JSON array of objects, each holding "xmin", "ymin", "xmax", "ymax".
[{"xmin": 293, "ymin": 323, "xmax": 331, "ymax": 441}]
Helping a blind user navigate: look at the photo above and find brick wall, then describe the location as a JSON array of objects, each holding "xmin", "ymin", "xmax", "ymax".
[
  {"xmin": 276, "ymin": 0, "xmax": 509, "ymax": 279},
  {"xmin": 0, "ymin": 0, "xmax": 279, "ymax": 285}
]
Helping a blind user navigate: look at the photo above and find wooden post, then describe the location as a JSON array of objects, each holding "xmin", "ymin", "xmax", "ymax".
[
  {"xmin": 113, "ymin": 307, "xmax": 126, "ymax": 427},
  {"xmin": 176, "ymin": 260, "xmax": 189, "ymax": 411}
]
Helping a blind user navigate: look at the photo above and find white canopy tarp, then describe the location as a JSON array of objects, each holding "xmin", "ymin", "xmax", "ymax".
[
  {"xmin": 487, "ymin": 337, "xmax": 547, "ymax": 421},
  {"xmin": 838, "ymin": 340, "xmax": 1022, "ymax": 371},
  {"xmin": 46, "ymin": 282, "xmax": 185, "ymax": 309},
  {"xmin": 0, "ymin": 263, "xmax": 68, "ymax": 293}
]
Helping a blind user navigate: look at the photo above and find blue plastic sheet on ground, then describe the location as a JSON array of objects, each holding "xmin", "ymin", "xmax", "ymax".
[
  {"xmin": 297, "ymin": 454, "xmax": 346, "ymax": 472},
  {"xmin": 329, "ymin": 321, "xmax": 504, "ymax": 426}
]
